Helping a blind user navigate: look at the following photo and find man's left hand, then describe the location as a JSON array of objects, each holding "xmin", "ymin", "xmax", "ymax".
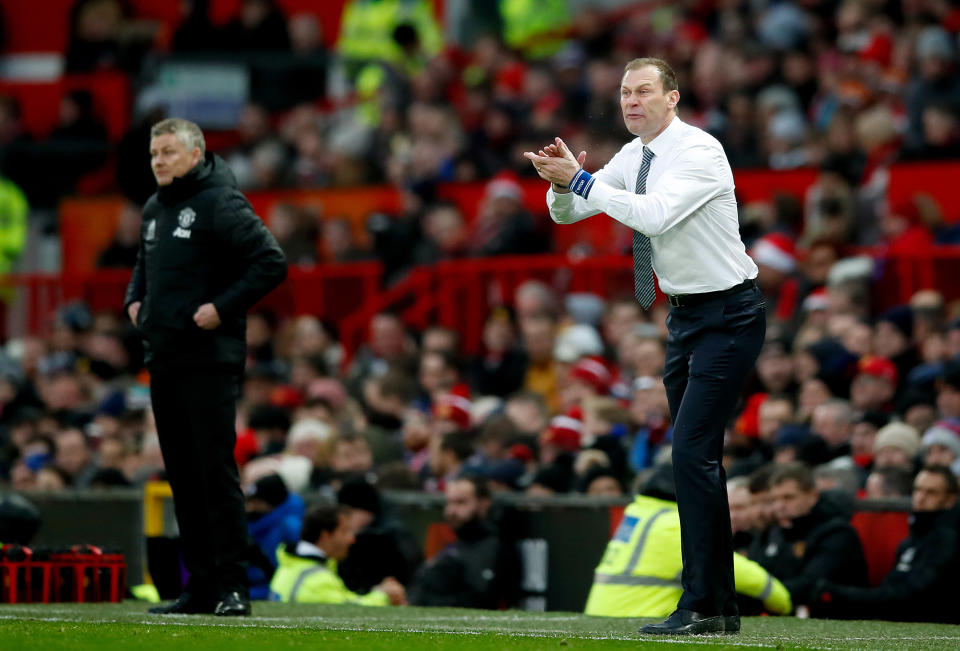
[
  {"xmin": 523, "ymin": 138, "xmax": 586, "ymax": 188},
  {"xmin": 194, "ymin": 303, "xmax": 221, "ymax": 329}
]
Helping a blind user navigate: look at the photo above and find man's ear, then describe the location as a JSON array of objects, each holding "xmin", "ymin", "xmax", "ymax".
[
  {"xmin": 668, "ymin": 90, "xmax": 680, "ymax": 110},
  {"xmin": 192, "ymin": 148, "xmax": 203, "ymax": 166}
]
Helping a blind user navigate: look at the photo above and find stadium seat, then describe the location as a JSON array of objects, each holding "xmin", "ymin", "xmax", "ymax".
[{"xmin": 850, "ymin": 511, "xmax": 910, "ymax": 587}]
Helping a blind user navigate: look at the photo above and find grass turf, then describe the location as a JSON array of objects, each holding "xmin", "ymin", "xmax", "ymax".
[{"xmin": 1, "ymin": 602, "xmax": 959, "ymax": 650}]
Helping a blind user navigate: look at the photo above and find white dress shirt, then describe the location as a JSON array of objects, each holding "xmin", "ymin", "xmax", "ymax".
[{"xmin": 547, "ymin": 117, "xmax": 758, "ymax": 296}]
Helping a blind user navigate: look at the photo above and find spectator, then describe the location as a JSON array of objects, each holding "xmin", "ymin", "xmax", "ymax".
[
  {"xmin": 245, "ymin": 474, "xmax": 304, "ymax": 600},
  {"xmin": 850, "ymin": 411, "xmax": 890, "ymax": 469},
  {"xmin": 408, "ymin": 476, "xmax": 519, "ymax": 608},
  {"xmin": 905, "ymin": 26, "xmax": 960, "ymax": 151},
  {"xmin": 96, "ymin": 203, "xmax": 141, "ymax": 268},
  {"xmin": 813, "ymin": 466, "xmax": 960, "ymax": 623},
  {"xmin": 267, "ymin": 203, "xmax": 318, "ymax": 266},
  {"xmin": 470, "ymin": 175, "xmax": 543, "ymax": 257},
  {"xmin": 628, "ymin": 376, "xmax": 671, "ymax": 471},
  {"xmin": 347, "ymin": 312, "xmax": 416, "ymax": 393},
  {"xmin": 413, "ymin": 202, "xmax": 470, "ymax": 263},
  {"xmin": 584, "ymin": 465, "xmax": 791, "ymax": 617},
  {"xmin": 220, "ymin": 0, "xmax": 290, "ymax": 51},
  {"xmin": 328, "ymin": 432, "xmax": 375, "ymax": 481},
  {"xmin": 519, "ymin": 312, "xmax": 559, "ymax": 410},
  {"xmin": 920, "ymin": 420, "xmax": 960, "ymax": 473},
  {"xmin": 751, "ymin": 462, "xmax": 868, "ymax": 605},
  {"xmin": 428, "ymin": 430, "xmax": 473, "ymax": 491},
  {"xmin": 54, "ymin": 428, "xmax": 98, "ymax": 488},
  {"xmin": 418, "ymin": 349, "xmax": 461, "ymax": 405},
  {"xmin": 873, "ymin": 422, "xmax": 920, "ymax": 471},
  {"xmin": 864, "ymin": 466, "xmax": 914, "ymax": 500},
  {"xmin": 801, "ymin": 400, "xmax": 855, "ymax": 466},
  {"xmin": 320, "ymin": 218, "xmax": 370, "ymax": 263},
  {"xmin": 269, "ymin": 503, "xmax": 406, "ymax": 605},
  {"xmin": 468, "ymin": 307, "xmax": 526, "ymax": 398},
  {"xmin": 850, "ymin": 356, "xmax": 898, "ymax": 413},
  {"xmin": 936, "ymin": 361, "xmax": 960, "ymax": 420},
  {"xmin": 335, "ymin": 476, "xmax": 423, "ymax": 592}
]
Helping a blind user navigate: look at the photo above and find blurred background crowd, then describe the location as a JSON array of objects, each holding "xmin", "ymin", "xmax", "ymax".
[{"xmin": 0, "ymin": 0, "xmax": 960, "ymax": 615}]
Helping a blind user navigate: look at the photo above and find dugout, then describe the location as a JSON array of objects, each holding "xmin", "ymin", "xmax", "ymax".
[{"xmin": 9, "ymin": 487, "xmax": 913, "ymax": 612}]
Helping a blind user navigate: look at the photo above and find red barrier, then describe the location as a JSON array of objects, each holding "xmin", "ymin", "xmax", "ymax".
[
  {"xmin": 0, "ymin": 263, "xmax": 382, "ymax": 339},
  {"xmin": 0, "ymin": 72, "xmax": 131, "ymax": 142},
  {"xmin": 5, "ymin": 249, "xmax": 960, "ymax": 354}
]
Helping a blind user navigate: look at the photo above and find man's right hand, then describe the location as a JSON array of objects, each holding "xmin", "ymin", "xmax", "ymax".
[
  {"xmin": 127, "ymin": 301, "xmax": 141, "ymax": 326},
  {"xmin": 376, "ymin": 577, "xmax": 407, "ymax": 605},
  {"xmin": 525, "ymin": 138, "xmax": 587, "ymax": 193}
]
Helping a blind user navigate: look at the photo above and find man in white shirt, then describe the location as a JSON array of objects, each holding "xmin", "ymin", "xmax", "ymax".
[{"xmin": 525, "ymin": 57, "xmax": 765, "ymax": 636}]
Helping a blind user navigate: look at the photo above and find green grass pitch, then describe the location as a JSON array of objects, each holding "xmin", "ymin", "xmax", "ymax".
[{"xmin": 1, "ymin": 602, "xmax": 959, "ymax": 650}]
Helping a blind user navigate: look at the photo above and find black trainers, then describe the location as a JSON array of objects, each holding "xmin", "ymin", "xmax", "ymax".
[
  {"xmin": 214, "ymin": 591, "xmax": 251, "ymax": 617},
  {"xmin": 148, "ymin": 592, "xmax": 215, "ymax": 615}
]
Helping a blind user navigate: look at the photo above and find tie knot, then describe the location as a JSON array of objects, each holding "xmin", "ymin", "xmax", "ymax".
[{"xmin": 642, "ymin": 146, "xmax": 654, "ymax": 162}]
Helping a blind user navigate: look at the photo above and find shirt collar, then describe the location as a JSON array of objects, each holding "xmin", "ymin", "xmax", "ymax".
[
  {"xmin": 295, "ymin": 540, "xmax": 327, "ymax": 560},
  {"xmin": 642, "ymin": 116, "xmax": 683, "ymax": 159}
]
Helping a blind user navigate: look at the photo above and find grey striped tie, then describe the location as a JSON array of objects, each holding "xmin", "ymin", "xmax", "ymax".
[{"xmin": 633, "ymin": 146, "xmax": 656, "ymax": 308}]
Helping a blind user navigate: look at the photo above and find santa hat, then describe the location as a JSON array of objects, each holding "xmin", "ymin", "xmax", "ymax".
[
  {"xmin": 802, "ymin": 287, "xmax": 829, "ymax": 312},
  {"xmin": 750, "ymin": 233, "xmax": 796, "ymax": 273},
  {"xmin": 540, "ymin": 406, "xmax": 583, "ymax": 452},
  {"xmin": 569, "ymin": 356, "xmax": 612, "ymax": 394},
  {"xmin": 433, "ymin": 384, "xmax": 472, "ymax": 430}
]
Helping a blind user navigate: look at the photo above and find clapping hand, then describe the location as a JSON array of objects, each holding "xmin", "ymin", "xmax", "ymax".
[{"xmin": 524, "ymin": 138, "xmax": 587, "ymax": 190}]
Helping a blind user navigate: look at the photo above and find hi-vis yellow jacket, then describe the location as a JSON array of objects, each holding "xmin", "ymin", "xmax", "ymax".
[
  {"xmin": 584, "ymin": 496, "xmax": 792, "ymax": 617},
  {"xmin": 268, "ymin": 545, "xmax": 389, "ymax": 606}
]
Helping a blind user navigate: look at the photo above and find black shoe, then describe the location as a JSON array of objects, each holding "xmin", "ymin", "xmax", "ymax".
[
  {"xmin": 148, "ymin": 593, "xmax": 215, "ymax": 615},
  {"xmin": 639, "ymin": 609, "xmax": 735, "ymax": 635},
  {"xmin": 214, "ymin": 591, "xmax": 251, "ymax": 617}
]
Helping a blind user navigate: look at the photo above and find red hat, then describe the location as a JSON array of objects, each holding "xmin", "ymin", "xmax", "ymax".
[
  {"xmin": 803, "ymin": 287, "xmax": 829, "ymax": 312},
  {"xmin": 269, "ymin": 385, "xmax": 303, "ymax": 409},
  {"xmin": 508, "ymin": 442, "xmax": 534, "ymax": 464},
  {"xmin": 859, "ymin": 33, "xmax": 893, "ymax": 67},
  {"xmin": 735, "ymin": 392, "xmax": 768, "ymax": 439},
  {"xmin": 569, "ymin": 356, "xmax": 612, "ymax": 394},
  {"xmin": 433, "ymin": 384, "xmax": 472, "ymax": 430},
  {"xmin": 750, "ymin": 233, "xmax": 796, "ymax": 273},
  {"xmin": 857, "ymin": 355, "xmax": 898, "ymax": 385},
  {"xmin": 540, "ymin": 407, "xmax": 583, "ymax": 452}
]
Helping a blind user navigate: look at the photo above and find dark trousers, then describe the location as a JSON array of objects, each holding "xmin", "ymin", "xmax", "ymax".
[
  {"xmin": 663, "ymin": 284, "xmax": 766, "ymax": 616},
  {"xmin": 150, "ymin": 365, "xmax": 249, "ymax": 599}
]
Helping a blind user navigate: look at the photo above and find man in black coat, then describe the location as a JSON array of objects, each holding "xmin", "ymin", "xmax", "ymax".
[
  {"xmin": 125, "ymin": 118, "xmax": 287, "ymax": 616},
  {"xmin": 336, "ymin": 476, "xmax": 423, "ymax": 593},
  {"xmin": 749, "ymin": 462, "xmax": 868, "ymax": 606},
  {"xmin": 813, "ymin": 466, "xmax": 960, "ymax": 623},
  {"xmin": 408, "ymin": 476, "xmax": 519, "ymax": 609}
]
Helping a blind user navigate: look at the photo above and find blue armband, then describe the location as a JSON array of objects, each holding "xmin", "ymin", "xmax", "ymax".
[{"xmin": 568, "ymin": 169, "xmax": 595, "ymax": 199}]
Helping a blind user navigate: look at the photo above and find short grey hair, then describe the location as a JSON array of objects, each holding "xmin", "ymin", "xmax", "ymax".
[
  {"xmin": 151, "ymin": 118, "xmax": 205, "ymax": 156},
  {"xmin": 816, "ymin": 399, "xmax": 855, "ymax": 426}
]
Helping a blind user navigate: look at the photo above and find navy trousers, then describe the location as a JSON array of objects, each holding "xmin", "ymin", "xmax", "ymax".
[
  {"xmin": 151, "ymin": 366, "xmax": 249, "ymax": 600},
  {"xmin": 663, "ymin": 283, "xmax": 766, "ymax": 616}
]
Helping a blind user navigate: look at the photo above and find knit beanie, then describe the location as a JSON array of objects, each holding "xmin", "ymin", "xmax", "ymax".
[
  {"xmin": 921, "ymin": 421, "xmax": 960, "ymax": 460},
  {"xmin": 874, "ymin": 422, "xmax": 921, "ymax": 459}
]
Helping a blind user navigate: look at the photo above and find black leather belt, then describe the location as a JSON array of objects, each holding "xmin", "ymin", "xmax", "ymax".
[{"xmin": 667, "ymin": 279, "xmax": 757, "ymax": 308}]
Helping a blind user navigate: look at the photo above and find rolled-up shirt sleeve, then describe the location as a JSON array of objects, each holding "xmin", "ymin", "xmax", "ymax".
[{"xmin": 581, "ymin": 144, "xmax": 732, "ymax": 237}]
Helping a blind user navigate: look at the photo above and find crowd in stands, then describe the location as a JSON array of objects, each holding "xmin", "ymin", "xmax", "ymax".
[
  {"xmin": 1, "ymin": 0, "xmax": 959, "ymax": 207},
  {"xmin": 2, "ymin": 0, "xmax": 960, "ymax": 619}
]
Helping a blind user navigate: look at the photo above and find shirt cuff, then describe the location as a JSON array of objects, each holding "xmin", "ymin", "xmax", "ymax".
[{"xmin": 568, "ymin": 169, "xmax": 596, "ymax": 198}]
